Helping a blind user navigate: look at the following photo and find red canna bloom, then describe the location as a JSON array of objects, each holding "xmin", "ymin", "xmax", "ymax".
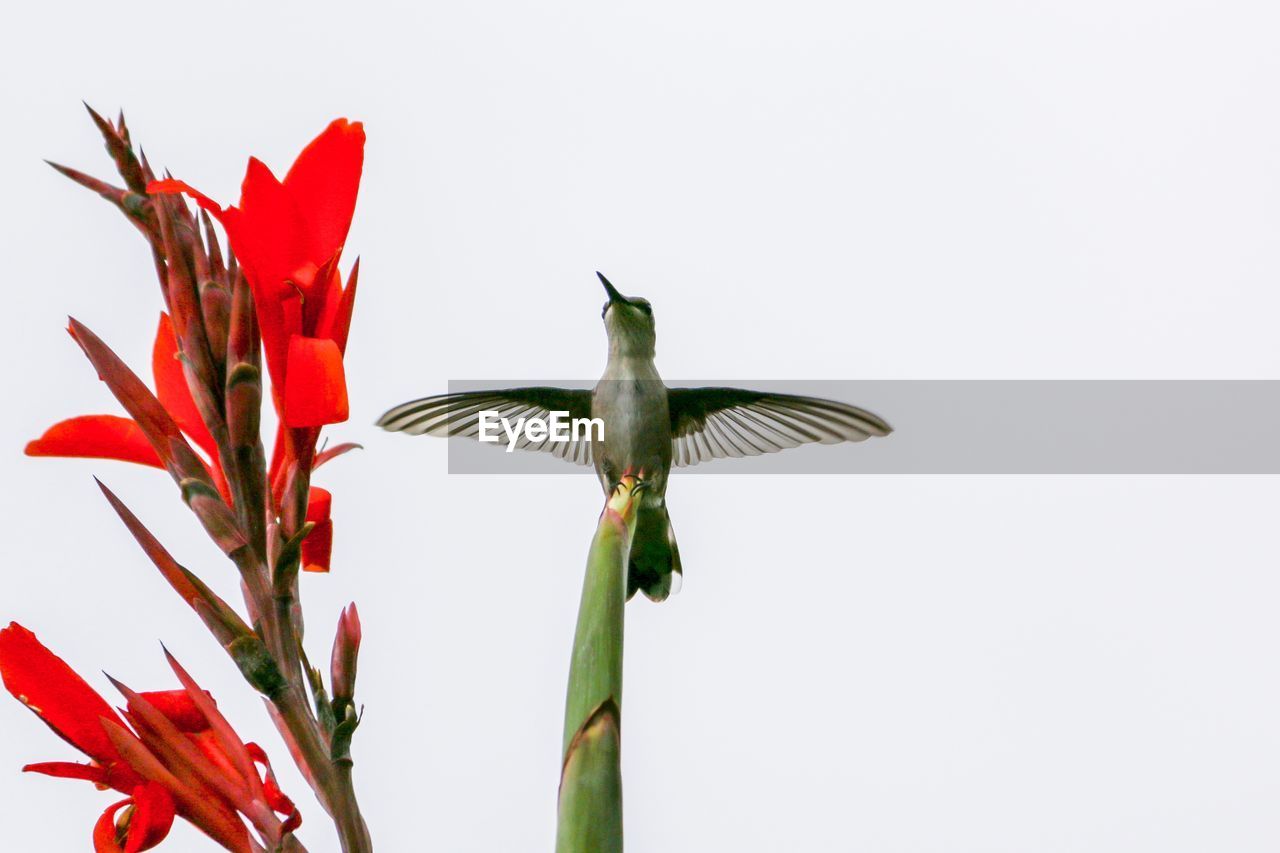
[
  {"xmin": 35, "ymin": 109, "xmax": 363, "ymax": 488},
  {"xmin": 149, "ymin": 119, "xmax": 364, "ymax": 429},
  {"xmin": 0, "ymin": 623, "xmax": 300, "ymax": 852},
  {"xmin": 146, "ymin": 119, "xmax": 365, "ymax": 573},
  {"xmin": 26, "ymin": 313, "xmax": 229, "ymax": 500},
  {"xmin": 26, "ymin": 108, "xmax": 373, "ymax": 849}
]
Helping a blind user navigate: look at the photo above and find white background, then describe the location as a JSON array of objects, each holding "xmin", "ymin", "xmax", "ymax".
[{"xmin": 3, "ymin": 1, "xmax": 1280, "ymax": 850}]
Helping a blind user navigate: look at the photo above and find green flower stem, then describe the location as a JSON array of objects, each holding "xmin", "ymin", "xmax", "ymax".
[{"xmin": 556, "ymin": 477, "xmax": 641, "ymax": 853}]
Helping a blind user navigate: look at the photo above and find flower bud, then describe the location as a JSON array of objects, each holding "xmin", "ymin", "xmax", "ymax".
[
  {"xmin": 200, "ymin": 280, "xmax": 230, "ymax": 372},
  {"xmin": 227, "ymin": 275, "xmax": 258, "ymax": 367},
  {"xmin": 225, "ymin": 363, "xmax": 262, "ymax": 451},
  {"xmin": 330, "ymin": 603, "xmax": 361, "ymax": 707}
]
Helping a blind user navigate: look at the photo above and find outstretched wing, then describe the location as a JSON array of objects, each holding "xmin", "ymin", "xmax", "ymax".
[
  {"xmin": 377, "ymin": 387, "xmax": 595, "ymax": 466},
  {"xmin": 667, "ymin": 388, "xmax": 891, "ymax": 467}
]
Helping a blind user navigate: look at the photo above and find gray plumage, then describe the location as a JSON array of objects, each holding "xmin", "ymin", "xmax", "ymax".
[{"xmin": 377, "ymin": 273, "xmax": 892, "ymax": 601}]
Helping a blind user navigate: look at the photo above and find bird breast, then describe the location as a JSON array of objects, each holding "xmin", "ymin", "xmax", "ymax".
[{"xmin": 592, "ymin": 362, "xmax": 672, "ymax": 490}]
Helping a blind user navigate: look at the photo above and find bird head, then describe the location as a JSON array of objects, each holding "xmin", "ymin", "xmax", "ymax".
[{"xmin": 598, "ymin": 272, "xmax": 656, "ymax": 356}]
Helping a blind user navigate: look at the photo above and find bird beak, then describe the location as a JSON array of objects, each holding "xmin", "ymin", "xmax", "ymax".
[{"xmin": 597, "ymin": 272, "xmax": 625, "ymax": 304}]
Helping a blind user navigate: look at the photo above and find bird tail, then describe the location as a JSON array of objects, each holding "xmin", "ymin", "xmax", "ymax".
[{"xmin": 627, "ymin": 495, "xmax": 682, "ymax": 602}]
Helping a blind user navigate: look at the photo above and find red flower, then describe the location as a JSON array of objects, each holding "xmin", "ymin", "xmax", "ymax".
[
  {"xmin": 0, "ymin": 624, "xmax": 300, "ymax": 852},
  {"xmin": 149, "ymin": 119, "xmax": 363, "ymax": 429},
  {"xmin": 26, "ymin": 313, "xmax": 228, "ymax": 499},
  {"xmin": 147, "ymin": 118, "xmax": 364, "ymax": 571}
]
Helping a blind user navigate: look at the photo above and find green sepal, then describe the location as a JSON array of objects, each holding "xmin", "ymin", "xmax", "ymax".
[{"xmin": 227, "ymin": 634, "xmax": 287, "ymax": 698}]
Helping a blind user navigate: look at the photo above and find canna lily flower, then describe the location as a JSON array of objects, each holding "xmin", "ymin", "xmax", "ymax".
[
  {"xmin": 26, "ymin": 108, "xmax": 373, "ymax": 848},
  {"xmin": 25, "ymin": 313, "xmax": 228, "ymax": 500},
  {"xmin": 148, "ymin": 119, "xmax": 364, "ymax": 429},
  {"xmin": 0, "ymin": 623, "xmax": 300, "ymax": 852}
]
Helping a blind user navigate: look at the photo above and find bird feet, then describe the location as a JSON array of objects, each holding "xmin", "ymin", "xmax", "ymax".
[
  {"xmin": 605, "ymin": 470, "xmax": 648, "ymax": 521},
  {"xmin": 610, "ymin": 467, "xmax": 649, "ymax": 498}
]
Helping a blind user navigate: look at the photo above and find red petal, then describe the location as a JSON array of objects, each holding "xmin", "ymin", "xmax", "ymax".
[
  {"xmin": 91, "ymin": 783, "xmax": 176, "ymax": 853},
  {"xmin": 126, "ymin": 783, "xmax": 176, "ymax": 853},
  {"xmin": 246, "ymin": 743, "xmax": 302, "ymax": 832},
  {"xmin": 220, "ymin": 160, "xmax": 309, "ymax": 400},
  {"xmin": 301, "ymin": 520, "xmax": 333, "ymax": 574},
  {"xmin": 254, "ymin": 283, "xmax": 296, "ymax": 407},
  {"xmin": 282, "ymin": 119, "xmax": 365, "ymax": 267},
  {"xmin": 282, "ymin": 336, "xmax": 348, "ymax": 427},
  {"xmin": 315, "ymin": 259, "xmax": 359, "ymax": 353},
  {"xmin": 267, "ymin": 421, "xmax": 289, "ymax": 500},
  {"xmin": 26, "ymin": 758, "xmax": 139, "ymax": 793},
  {"xmin": 314, "ymin": 441, "xmax": 362, "ymax": 469},
  {"xmin": 146, "ymin": 179, "xmax": 223, "ymax": 217},
  {"xmin": 231, "ymin": 158, "xmax": 311, "ymax": 297},
  {"xmin": 93, "ymin": 797, "xmax": 133, "ymax": 853},
  {"xmin": 151, "ymin": 313, "xmax": 218, "ymax": 461},
  {"xmin": 0, "ymin": 624, "xmax": 126, "ymax": 766},
  {"xmin": 301, "ymin": 486, "xmax": 334, "ymax": 573},
  {"xmin": 136, "ymin": 690, "xmax": 208, "ymax": 733},
  {"xmin": 23, "ymin": 761, "xmax": 109, "ymax": 784},
  {"xmin": 333, "ymin": 259, "xmax": 359, "ymax": 354},
  {"xmin": 302, "ymin": 258, "xmax": 340, "ymax": 335},
  {"xmin": 25, "ymin": 415, "xmax": 163, "ymax": 468},
  {"xmin": 306, "ymin": 486, "xmax": 332, "ymax": 521}
]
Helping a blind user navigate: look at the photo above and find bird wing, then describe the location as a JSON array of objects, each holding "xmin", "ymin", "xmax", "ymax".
[
  {"xmin": 377, "ymin": 387, "xmax": 596, "ymax": 466},
  {"xmin": 667, "ymin": 388, "xmax": 892, "ymax": 467}
]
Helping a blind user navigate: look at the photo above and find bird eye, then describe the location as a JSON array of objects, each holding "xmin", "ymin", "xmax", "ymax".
[{"xmin": 637, "ymin": 303, "xmax": 652, "ymax": 316}]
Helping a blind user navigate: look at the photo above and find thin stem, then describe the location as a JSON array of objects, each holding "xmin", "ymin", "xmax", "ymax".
[
  {"xmin": 273, "ymin": 587, "xmax": 307, "ymax": 710},
  {"xmin": 233, "ymin": 548, "xmax": 280, "ymax": 656},
  {"xmin": 332, "ymin": 763, "xmax": 373, "ymax": 852},
  {"xmin": 235, "ymin": 505, "xmax": 370, "ymax": 850},
  {"xmin": 271, "ymin": 683, "xmax": 335, "ymax": 799}
]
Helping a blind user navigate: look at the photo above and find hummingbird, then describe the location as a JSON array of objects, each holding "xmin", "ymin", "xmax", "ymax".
[{"xmin": 377, "ymin": 273, "xmax": 891, "ymax": 602}]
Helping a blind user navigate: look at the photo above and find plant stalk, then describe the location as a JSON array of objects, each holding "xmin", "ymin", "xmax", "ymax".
[
  {"xmin": 270, "ymin": 680, "xmax": 370, "ymax": 852},
  {"xmin": 556, "ymin": 477, "xmax": 641, "ymax": 853}
]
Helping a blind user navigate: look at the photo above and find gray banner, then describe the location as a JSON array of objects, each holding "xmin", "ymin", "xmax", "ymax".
[{"xmin": 439, "ymin": 380, "xmax": 1280, "ymax": 474}]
